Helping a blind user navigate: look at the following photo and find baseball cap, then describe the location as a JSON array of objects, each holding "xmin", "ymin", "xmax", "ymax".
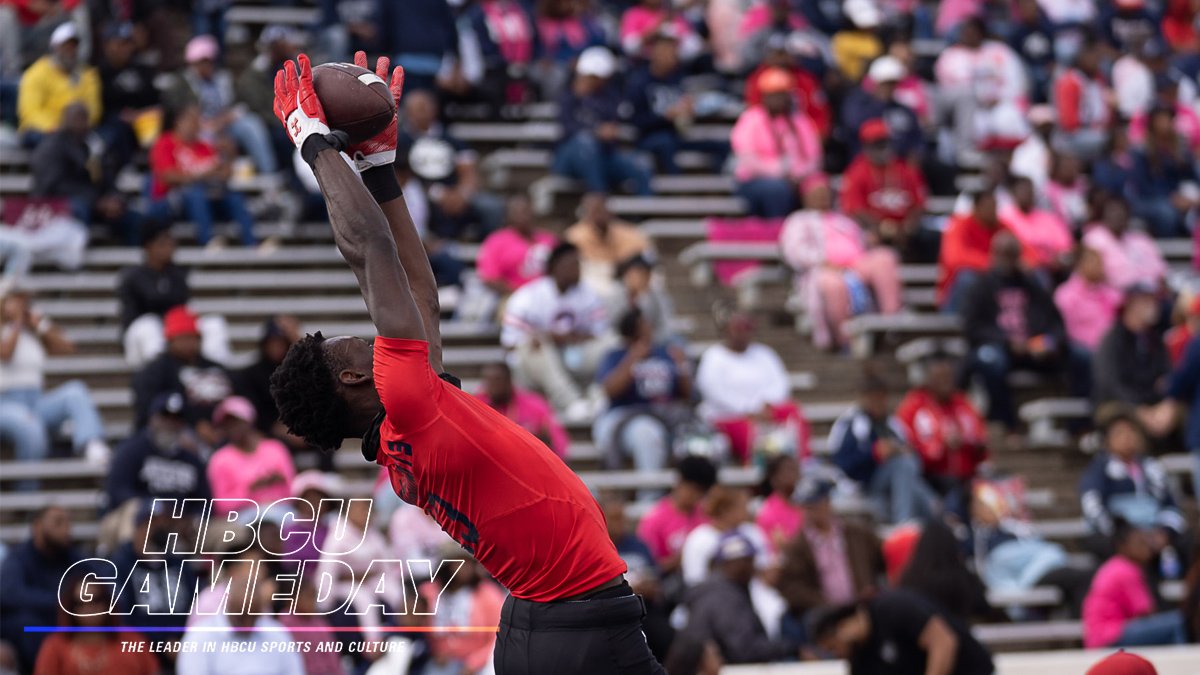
[
  {"xmin": 213, "ymin": 395, "xmax": 257, "ymax": 426},
  {"xmin": 757, "ymin": 67, "xmax": 795, "ymax": 94},
  {"xmin": 50, "ymin": 22, "xmax": 80, "ymax": 48},
  {"xmin": 867, "ymin": 55, "xmax": 906, "ymax": 83},
  {"xmin": 103, "ymin": 21, "xmax": 134, "ymax": 42},
  {"xmin": 259, "ymin": 24, "xmax": 299, "ymax": 47},
  {"xmin": 860, "ymin": 118, "xmax": 890, "ymax": 144},
  {"xmin": 1086, "ymin": 650, "xmax": 1158, "ymax": 675},
  {"xmin": 576, "ymin": 46, "xmax": 615, "ymax": 78},
  {"xmin": 1140, "ymin": 37, "xmax": 1168, "ymax": 60},
  {"xmin": 162, "ymin": 306, "xmax": 200, "ymax": 340},
  {"xmin": 713, "ymin": 531, "xmax": 756, "ymax": 563},
  {"xmin": 292, "ymin": 470, "xmax": 345, "ymax": 498},
  {"xmin": 1114, "ymin": 0, "xmax": 1147, "ymax": 9},
  {"xmin": 797, "ymin": 479, "xmax": 835, "ymax": 505},
  {"xmin": 845, "ymin": 0, "xmax": 881, "ymax": 28},
  {"xmin": 185, "ymin": 35, "xmax": 220, "ymax": 64},
  {"xmin": 149, "ymin": 391, "xmax": 187, "ymax": 418},
  {"xmin": 1123, "ymin": 280, "xmax": 1158, "ymax": 303}
]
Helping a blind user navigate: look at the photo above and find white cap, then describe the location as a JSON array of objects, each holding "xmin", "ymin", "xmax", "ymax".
[
  {"xmin": 867, "ymin": 55, "xmax": 906, "ymax": 83},
  {"xmin": 845, "ymin": 0, "xmax": 881, "ymax": 28},
  {"xmin": 576, "ymin": 46, "xmax": 615, "ymax": 78},
  {"xmin": 49, "ymin": 22, "xmax": 80, "ymax": 48}
]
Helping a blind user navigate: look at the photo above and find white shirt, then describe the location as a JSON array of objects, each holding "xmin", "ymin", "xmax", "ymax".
[
  {"xmin": 176, "ymin": 615, "xmax": 305, "ymax": 675},
  {"xmin": 680, "ymin": 522, "xmax": 773, "ymax": 586},
  {"xmin": 695, "ymin": 342, "xmax": 791, "ymax": 422},
  {"xmin": 1010, "ymin": 134, "xmax": 1051, "ymax": 187},
  {"xmin": 500, "ymin": 277, "xmax": 608, "ymax": 347},
  {"xmin": 0, "ymin": 326, "xmax": 45, "ymax": 391}
]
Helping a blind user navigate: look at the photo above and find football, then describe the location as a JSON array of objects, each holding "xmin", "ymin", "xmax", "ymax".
[{"xmin": 311, "ymin": 62, "xmax": 395, "ymax": 144}]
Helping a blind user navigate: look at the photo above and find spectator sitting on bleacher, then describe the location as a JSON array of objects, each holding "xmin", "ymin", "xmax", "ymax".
[
  {"xmin": 1007, "ymin": 0, "xmax": 1057, "ymax": 101},
  {"xmin": 207, "ymin": 396, "xmax": 295, "ymax": 517},
  {"xmin": 1130, "ymin": 106, "xmax": 1200, "ymax": 238},
  {"xmin": 532, "ymin": 0, "xmax": 607, "ymax": 99},
  {"xmin": 839, "ymin": 118, "xmax": 927, "ymax": 253},
  {"xmin": 1055, "ymin": 247, "xmax": 1121, "ymax": 397},
  {"xmin": 0, "ymin": 505, "xmax": 85, "ymax": 671},
  {"xmin": 0, "ymin": 289, "xmax": 110, "ymax": 479},
  {"xmin": 1091, "ymin": 127, "xmax": 1135, "ymax": 197},
  {"xmin": 16, "ymin": 22, "xmax": 98, "ymax": 148},
  {"xmin": 637, "ymin": 454, "xmax": 717, "ymax": 575},
  {"xmin": 1092, "ymin": 284, "xmax": 1173, "ymax": 437},
  {"xmin": 164, "ymin": 35, "xmax": 279, "ymax": 180},
  {"xmin": 730, "ymin": 66, "xmax": 822, "ymax": 218},
  {"xmin": 420, "ymin": 556, "xmax": 505, "ymax": 675},
  {"xmin": 1129, "ymin": 73, "xmax": 1200, "ymax": 155},
  {"xmin": 830, "ymin": 0, "xmax": 883, "ymax": 82},
  {"xmin": 998, "ymin": 175, "xmax": 1073, "ymax": 275},
  {"xmin": 601, "ymin": 495, "xmax": 673, "ymax": 658},
  {"xmin": 457, "ymin": 0, "xmax": 537, "ymax": 108},
  {"xmin": 1082, "ymin": 517, "xmax": 1188, "ymax": 648},
  {"xmin": 960, "ymin": 232, "xmax": 1067, "ymax": 432},
  {"xmin": 30, "ymin": 102, "xmax": 135, "ymax": 242},
  {"xmin": 695, "ymin": 310, "xmax": 811, "ymax": 465},
  {"xmin": 500, "ymin": 242, "xmax": 614, "ymax": 418},
  {"xmin": 618, "ymin": 0, "xmax": 703, "ymax": 63},
  {"xmin": 131, "ymin": 306, "xmax": 233, "ymax": 445},
  {"xmin": 1082, "ymin": 195, "xmax": 1168, "ymax": 291},
  {"xmin": 234, "ymin": 24, "xmax": 302, "ymax": 174},
  {"xmin": 476, "ymin": 194, "xmax": 557, "ymax": 296},
  {"xmin": 744, "ymin": 33, "xmax": 831, "ymax": 139},
  {"xmin": 594, "ymin": 307, "xmax": 693, "ymax": 495},
  {"xmin": 841, "ymin": 57, "xmax": 925, "ymax": 163},
  {"xmin": 565, "ymin": 193, "xmax": 654, "ymax": 297},
  {"xmin": 681, "ymin": 485, "xmax": 771, "ymax": 586},
  {"xmin": 234, "ymin": 315, "xmax": 306, "ymax": 455},
  {"xmin": 95, "ymin": 21, "xmax": 159, "ymax": 192},
  {"xmin": 1161, "ymin": 335, "xmax": 1200, "ymax": 509},
  {"xmin": 774, "ymin": 479, "xmax": 885, "ymax": 621},
  {"xmin": 938, "ymin": 190, "xmax": 1003, "ymax": 313},
  {"xmin": 34, "ymin": 575, "xmax": 160, "ymax": 675},
  {"xmin": 380, "ymin": 0, "xmax": 461, "ymax": 94},
  {"xmin": 607, "ymin": 255, "xmax": 679, "ymax": 347},
  {"xmin": 554, "ymin": 46, "xmax": 654, "ymax": 197},
  {"xmin": 1043, "ymin": 152, "xmax": 1091, "ymax": 232},
  {"xmin": 1113, "ymin": 37, "xmax": 1177, "ymax": 122},
  {"xmin": 475, "ymin": 361, "xmax": 569, "ymax": 458},
  {"xmin": 1010, "ymin": 106, "xmax": 1056, "ymax": 189},
  {"xmin": 780, "ymin": 175, "xmax": 902, "ymax": 351},
  {"xmin": 830, "ymin": 373, "xmax": 938, "ymax": 524},
  {"xmin": 1051, "ymin": 36, "xmax": 1113, "ymax": 161},
  {"xmin": 896, "ymin": 352, "xmax": 989, "ymax": 496},
  {"xmin": 1165, "ymin": 295, "xmax": 1200, "ymax": 365},
  {"xmin": 147, "ymin": 104, "xmax": 258, "ymax": 248},
  {"xmin": 738, "ymin": 0, "xmax": 830, "ymax": 78},
  {"xmin": 755, "ymin": 454, "xmax": 803, "ymax": 552},
  {"xmin": 1079, "ymin": 404, "xmax": 1186, "ymax": 545}
]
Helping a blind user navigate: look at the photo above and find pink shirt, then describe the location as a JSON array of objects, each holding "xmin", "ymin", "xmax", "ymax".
[
  {"xmin": 476, "ymin": 228, "xmax": 557, "ymax": 292},
  {"xmin": 1082, "ymin": 225, "xmax": 1168, "ymax": 289},
  {"xmin": 999, "ymin": 205, "xmax": 1073, "ymax": 268},
  {"xmin": 755, "ymin": 492, "xmax": 804, "ymax": 552},
  {"xmin": 737, "ymin": 4, "xmax": 806, "ymax": 39},
  {"xmin": 636, "ymin": 496, "xmax": 707, "ymax": 564},
  {"xmin": 1083, "ymin": 555, "xmax": 1155, "ymax": 648},
  {"xmin": 1054, "ymin": 274, "xmax": 1123, "ymax": 350},
  {"xmin": 805, "ymin": 524, "xmax": 856, "ymax": 606},
  {"xmin": 619, "ymin": 7, "xmax": 697, "ymax": 57},
  {"xmin": 779, "ymin": 209, "xmax": 867, "ymax": 270},
  {"xmin": 1129, "ymin": 102, "xmax": 1200, "ymax": 153},
  {"xmin": 474, "ymin": 386, "xmax": 570, "ymax": 458},
  {"xmin": 731, "ymin": 105, "xmax": 822, "ymax": 183},
  {"xmin": 207, "ymin": 438, "xmax": 296, "ymax": 515}
]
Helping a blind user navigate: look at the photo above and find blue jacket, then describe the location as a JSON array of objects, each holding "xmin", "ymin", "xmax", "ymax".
[
  {"xmin": 0, "ymin": 541, "xmax": 87, "ymax": 665},
  {"xmin": 840, "ymin": 88, "xmax": 924, "ymax": 160},
  {"xmin": 557, "ymin": 81, "xmax": 626, "ymax": 142},
  {"xmin": 1168, "ymin": 335, "xmax": 1200, "ymax": 452},
  {"xmin": 1078, "ymin": 453, "xmax": 1185, "ymax": 535},
  {"xmin": 105, "ymin": 428, "xmax": 211, "ymax": 513},
  {"xmin": 380, "ymin": 0, "xmax": 459, "ymax": 68},
  {"xmin": 626, "ymin": 65, "xmax": 686, "ymax": 138},
  {"xmin": 828, "ymin": 405, "xmax": 909, "ymax": 485},
  {"xmin": 459, "ymin": 0, "xmax": 539, "ymax": 71},
  {"xmin": 1131, "ymin": 149, "xmax": 1198, "ymax": 200}
]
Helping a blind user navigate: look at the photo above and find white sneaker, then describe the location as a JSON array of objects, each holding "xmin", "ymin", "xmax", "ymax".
[
  {"xmin": 84, "ymin": 439, "xmax": 112, "ymax": 466},
  {"xmin": 562, "ymin": 399, "xmax": 596, "ymax": 424}
]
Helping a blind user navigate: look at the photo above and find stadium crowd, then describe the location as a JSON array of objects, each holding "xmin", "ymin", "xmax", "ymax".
[{"xmin": 2, "ymin": 0, "xmax": 1200, "ymax": 674}]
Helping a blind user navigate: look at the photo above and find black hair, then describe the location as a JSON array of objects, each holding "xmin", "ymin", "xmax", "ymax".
[
  {"xmin": 618, "ymin": 307, "xmax": 643, "ymax": 340},
  {"xmin": 269, "ymin": 331, "xmax": 352, "ymax": 451},
  {"xmin": 161, "ymin": 104, "xmax": 197, "ymax": 133},
  {"xmin": 615, "ymin": 254, "xmax": 653, "ymax": 280},
  {"xmin": 860, "ymin": 373, "xmax": 889, "ymax": 394},
  {"xmin": 678, "ymin": 455, "xmax": 718, "ymax": 491},
  {"xmin": 758, "ymin": 454, "xmax": 797, "ymax": 497},
  {"xmin": 482, "ymin": 360, "xmax": 512, "ymax": 378},
  {"xmin": 139, "ymin": 218, "xmax": 174, "ymax": 247},
  {"xmin": 545, "ymin": 242, "xmax": 579, "ymax": 276},
  {"xmin": 662, "ymin": 632, "xmax": 712, "ymax": 675},
  {"xmin": 1112, "ymin": 516, "xmax": 1136, "ymax": 550},
  {"xmin": 970, "ymin": 188, "xmax": 996, "ymax": 206},
  {"xmin": 960, "ymin": 16, "xmax": 987, "ymax": 39},
  {"xmin": 899, "ymin": 520, "xmax": 986, "ymax": 622},
  {"xmin": 809, "ymin": 603, "xmax": 862, "ymax": 643}
]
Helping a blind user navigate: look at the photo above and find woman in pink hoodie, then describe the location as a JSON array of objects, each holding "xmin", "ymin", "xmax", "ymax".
[
  {"xmin": 731, "ymin": 67, "xmax": 823, "ymax": 218},
  {"xmin": 421, "ymin": 558, "xmax": 506, "ymax": 675}
]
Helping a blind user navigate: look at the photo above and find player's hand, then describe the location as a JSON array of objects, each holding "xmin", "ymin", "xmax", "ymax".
[
  {"xmin": 273, "ymin": 54, "xmax": 331, "ymax": 151},
  {"xmin": 346, "ymin": 50, "xmax": 405, "ymax": 172}
]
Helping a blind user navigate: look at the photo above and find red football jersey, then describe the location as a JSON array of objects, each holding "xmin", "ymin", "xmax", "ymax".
[{"xmin": 372, "ymin": 337, "xmax": 626, "ymax": 601}]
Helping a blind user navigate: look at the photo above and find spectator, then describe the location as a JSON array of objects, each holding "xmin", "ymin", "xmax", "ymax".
[
  {"xmin": 737, "ymin": 0, "xmax": 830, "ymax": 77},
  {"xmin": 315, "ymin": 498, "xmax": 398, "ymax": 644},
  {"xmin": 755, "ymin": 455, "xmax": 804, "ymax": 552},
  {"xmin": 233, "ymin": 24, "xmax": 300, "ymax": 170},
  {"xmin": 601, "ymin": 495, "xmax": 672, "ymax": 659},
  {"xmin": 744, "ymin": 34, "xmax": 831, "ymax": 138},
  {"xmin": 1101, "ymin": 0, "xmax": 1160, "ymax": 54},
  {"xmin": 780, "ymin": 175, "xmax": 902, "ymax": 351},
  {"xmin": 838, "ymin": 118, "xmax": 928, "ymax": 249},
  {"xmin": 730, "ymin": 67, "xmax": 822, "ymax": 218},
  {"xmin": 421, "ymin": 557, "xmax": 505, "ymax": 675},
  {"xmin": 1055, "ymin": 247, "xmax": 1122, "ymax": 396},
  {"xmin": 998, "ymin": 175, "xmax": 1073, "ymax": 273},
  {"xmin": 532, "ymin": 0, "xmax": 607, "ymax": 99},
  {"xmin": 775, "ymin": 479, "xmax": 884, "ymax": 620},
  {"xmin": 695, "ymin": 310, "xmax": 811, "ymax": 465},
  {"xmin": 1164, "ymin": 0, "xmax": 1200, "ymax": 50},
  {"xmin": 1130, "ymin": 73, "xmax": 1200, "ymax": 154},
  {"xmin": 678, "ymin": 532, "xmax": 799, "ymax": 664},
  {"xmin": 30, "ymin": 102, "xmax": 133, "ymax": 242},
  {"xmin": 131, "ymin": 306, "xmax": 233, "ymax": 443},
  {"xmin": 897, "ymin": 521, "xmax": 992, "ymax": 624},
  {"xmin": 1130, "ymin": 106, "xmax": 1200, "ymax": 238},
  {"xmin": 553, "ymin": 47, "xmax": 653, "ymax": 197},
  {"xmin": 33, "ymin": 576, "xmax": 161, "ymax": 675},
  {"xmin": 234, "ymin": 315, "xmax": 301, "ymax": 447},
  {"xmin": 886, "ymin": 41, "xmax": 934, "ymax": 128},
  {"xmin": 831, "ymin": 0, "xmax": 883, "ymax": 82},
  {"xmin": 662, "ymin": 634, "xmax": 724, "ymax": 675},
  {"xmin": 896, "ymin": 353, "xmax": 989, "ymax": 495},
  {"xmin": 378, "ymin": 0, "xmax": 459, "ymax": 93},
  {"xmin": 1010, "ymin": 105, "xmax": 1057, "ymax": 188},
  {"xmin": 0, "ymin": 506, "xmax": 83, "ymax": 670},
  {"xmin": 0, "ymin": 290, "xmax": 109, "ymax": 478},
  {"xmin": 1082, "ymin": 196, "xmax": 1168, "ymax": 291},
  {"xmin": 458, "ymin": 0, "xmax": 537, "ymax": 107},
  {"xmin": 841, "ymin": 57, "xmax": 926, "ymax": 162},
  {"xmin": 500, "ymin": 243, "xmax": 613, "ymax": 417},
  {"xmin": 1082, "ymin": 519, "xmax": 1187, "ymax": 648},
  {"xmin": 1079, "ymin": 405, "xmax": 1186, "ymax": 540},
  {"xmin": 680, "ymin": 486, "xmax": 770, "ymax": 586},
  {"xmin": 1007, "ymin": 0, "xmax": 1057, "ymax": 101},
  {"xmin": 476, "ymin": 195, "xmax": 557, "ymax": 296},
  {"xmin": 1042, "ymin": 152, "xmax": 1091, "ymax": 232},
  {"xmin": 163, "ymin": 35, "xmax": 278, "ymax": 179},
  {"xmin": 1163, "ymin": 336, "xmax": 1200, "ymax": 509},
  {"xmin": 475, "ymin": 362, "xmax": 569, "ymax": 458},
  {"xmin": 619, "ymin": 0, "xmax": 702, "ymax": 62},
  {"xmin": 17, "ymin": 22, "xmax": 99, "ymax": 147},
  {"xmin": 937, "ymin": 190, "xmax": 1003, "ymax": 313},
  {"xmin": 1092, "ymin": 285, "xmax": 1172, "ymax": 427},
  {"xmin": 594, "ymin": 308, "xmax": 692, "ymax": 492},
  {"xmin": 398, "ymin": 89, "xmax": 504, "ymax": 241},
  {"xmin": 207, "ymin": 396, "xmax": 295, "ymax": 516},
  {"xmin": 565, "ymin": 193, "xmax": 654, "ymax": 296},
  {"xmin": 830, "ymin": 374, "xmax": 938, "ymax": 524},
  {"xmin": 1165, "ymin": 296, "xmax": 1200, "ymax": 365},
  {"xmin": 636, "ymin": 454, "xmax": 717, "ymax": 574},
  {"xmin": 95, "ymin": 21, "xmax": 159, "ymax": 189},
  {"xmin": 147, "ymin": 104, "xmax": 257, "ymax": 248},
  {"xmin": 1112, "ymin": 37, "xmax": 1196, "ymax": 122},
  {"xmin": 1052, "ymin": 36, "xmax": 1113, "ymax": 161},
  {"xmin": 811, "ymin": 589, "xmax": 996, "ymax": 675},
  {"xmin": 1091, "ymin": 128, "xmax": 1134, "ymax": 197},
  {"xmin": 959, "ymin": 233, "xmax": 1067, "ymax": 431},
  {"xmin": 607, "ymin": 255, "xmax": 678, "ymax": 345},
  {"xmin": 277, "ymin": 580, "xmax": 344, "ymax": 675}
]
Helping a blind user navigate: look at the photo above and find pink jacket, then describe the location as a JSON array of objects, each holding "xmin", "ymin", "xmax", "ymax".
[
  {"xmin": 1083, "ymin": 555, "xmax": 1155, "ymax": 648},
  {"xmin": 999, "ymin": 205, "xmax": 1073, "ymax": 268},
  {"xmin": 1082, "ymin": 224, "xmax": 1167, "ymax": 289},
  {"xmin": 619, "ymin": 7, "xmax": 699, "ymax": 58},
  {"xmin": 731, "ymin": 106, "xmax": 822, "ymax": 183},
  {"xmin": 1054, "ymin": 273, "xmax": 1122, "ymax": 350}
]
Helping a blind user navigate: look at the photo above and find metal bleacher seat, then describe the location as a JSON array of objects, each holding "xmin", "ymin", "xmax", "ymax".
[{"xmin": 529, "ymin": 174, "xmax": 736, "ymax": 215}]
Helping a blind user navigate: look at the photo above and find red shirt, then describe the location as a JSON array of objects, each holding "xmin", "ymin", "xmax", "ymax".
[
  {"xmin": 373, "ymin": 337, "xmax": 625, "ymax": 601},
  {"xmin": 895, "ymin": 388, "xmax": 987, "ymax": 481},
  {"xmin": 839, "ymin": 155, "xmax": 927, "ymax": 224},
  {"xmin": 148, "ymin": 131, "xmax": 220, "ymax": 199},
  {"xmin": 937, "ymin": 214, "xmax": 1002, "ymax": 306},
  {"xmin": 745, "ymin": 64, "xmax": 832, "ymax": 137}
]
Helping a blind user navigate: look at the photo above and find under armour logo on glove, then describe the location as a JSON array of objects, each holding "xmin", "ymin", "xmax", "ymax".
[{"xmin": 273, "ymin": 54, "xmax": 331, "ymax": 151}]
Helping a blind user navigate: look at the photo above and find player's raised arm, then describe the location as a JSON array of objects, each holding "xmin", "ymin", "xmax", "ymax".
[
  {"xmin": 346, "ymin": 52, "xmax": 444, "ymax": 372},
  {"xmin": 274, "ymin": 56, "xmax": 426, "ymax": 344}
]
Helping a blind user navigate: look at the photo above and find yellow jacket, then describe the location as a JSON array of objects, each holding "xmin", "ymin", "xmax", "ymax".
[{"xmin": 17, "ymin": 56, "xmax": 102, "ymax": 133}]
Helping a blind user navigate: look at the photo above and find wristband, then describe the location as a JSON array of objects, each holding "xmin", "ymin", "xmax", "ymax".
[
  {"xmin": 438, "ymin": 372, "xmax": 462, "ymax": 390},
  {"xmin": 300, "ymin": 131, "xmax": 349, "ymax": 166},
  {"xmin": 361, "ymin": 165, "xmax": 404, "ymax": 204}
]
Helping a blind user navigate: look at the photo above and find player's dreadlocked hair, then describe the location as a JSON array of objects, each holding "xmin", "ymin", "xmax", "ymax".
[{"xmin": 269, "ymin": 331, "xmax": 352, "ymax": 451}]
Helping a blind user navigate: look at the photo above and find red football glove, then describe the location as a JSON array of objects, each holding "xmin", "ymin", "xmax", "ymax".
[
  {"xmin": 273, "ymin": 54, "xmax": 331, "ymax": 152},
  {"xmin": 345, "ymin": 50, "xmax": 405, "ymax": 172}
]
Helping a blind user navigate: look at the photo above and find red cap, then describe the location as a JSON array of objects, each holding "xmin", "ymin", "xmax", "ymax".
[
  {"xmin": 758, "ymin": 67, "xmax": 795, "ymax": 94},
  {"xmin": 163, "ymin": 305, "xmax": 199, "ymax": 340},
  {"xmin": 860, "ymin": 118, "xmax": 889, "ymax": 144},
  {"xmin": 1086, "ymin": 650, "xmax": 1158, "ymax": 675}
]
